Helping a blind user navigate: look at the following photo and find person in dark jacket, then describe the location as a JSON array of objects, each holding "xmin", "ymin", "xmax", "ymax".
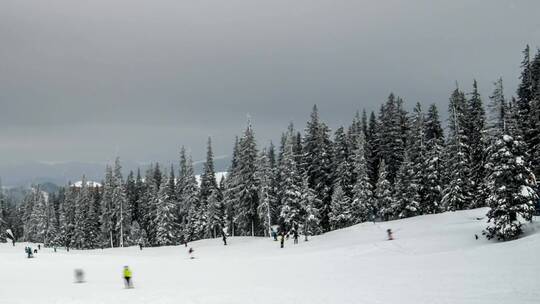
[
  {"xmin": 280, "ymin": 230, "xmax": 285, "ymax": 248},
  {"xmin": 293, "ymin": 229, "xmax": 299, "ymax": 245}
]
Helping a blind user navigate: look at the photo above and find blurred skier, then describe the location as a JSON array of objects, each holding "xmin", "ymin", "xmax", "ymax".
[
  {"xmin": 38, "ymin": 244, "xmax": 41, "ymax": 250},
  {"xmin": 139, "ymin": 242, "xmax": 143, "ymax": 250},
  {"xmin": 222, "ymin": 232, "xmax": 227, "ymax": 246},
  {"xmin": 280, "ymin": 231, "xmax": 285, "ymax": 248},
  {"xmin": 188, "ymin": 247, "xmax": 195, "ymax": 259},
  {"xmin": 123, "ymin": 266, "xmax": 133, "ymax": 288},
  {"xmin": 74, "ymin": 269, "xmax": 85, "ymax": 283},
  {"xmin": 387, "ymin": 229, "xmax": 393, "ymax": 241}
]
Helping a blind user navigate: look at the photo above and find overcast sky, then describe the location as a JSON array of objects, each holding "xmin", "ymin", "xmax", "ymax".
[{"xmin": 1, "ymin": 0, "xmax": 539, "ymax": 168}]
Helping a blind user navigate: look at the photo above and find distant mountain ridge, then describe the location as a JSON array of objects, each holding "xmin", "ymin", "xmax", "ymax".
[{"xmin": 0, "ymin": 157, "xmax": 231, "ymax": 188}]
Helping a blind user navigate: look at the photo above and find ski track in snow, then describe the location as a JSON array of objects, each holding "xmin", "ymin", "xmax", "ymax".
[{"xmin": 1, "ymin": 208, "xmax": 539, "ymax": 304}]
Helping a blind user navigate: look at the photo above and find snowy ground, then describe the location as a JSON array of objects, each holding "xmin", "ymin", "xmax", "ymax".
[{"xmin": 1, "ymin": 208, "xmax": 539, "ymax": 304}]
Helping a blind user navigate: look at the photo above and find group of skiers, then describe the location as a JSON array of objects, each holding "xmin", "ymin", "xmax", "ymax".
[
  {"xmin": 24, "ymin": 244, "xmax": 42, "ymax": 258},
  {"xmin": 271, "ymin": 227, "xmax": 300, "ymax": 248}
]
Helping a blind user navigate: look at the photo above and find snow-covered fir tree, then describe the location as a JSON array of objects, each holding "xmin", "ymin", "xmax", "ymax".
[
  {"xmin": 484, "ymin": 135, "xmax": 537, "ymax": 240},
  {"xmin": 256, "ymin": 148, "xmax": 275, "ymax": 236},
  {"xmin": 234, "ymin": 121, "xmax": 260, "ymax": 236},
  {"xmin": 378, "ymin": 94, "xmax": 407, "ymax": 184},
  {"xmin": 279, "ymin": 131, "xmax": 303, "ymax": 231},
  {"xmin": 487, "ymin": 78, "xmax": 508, "ymax": 139},
  {"xmin": 299, "ymin": 176, "xmax": 321, "ymax": 240},
  {"xmin": 206, "ymin": 187, "xmax": 225, "ymax": 238},
  {"xmin": 176, "ymin": 147, "xmax": 190, "ymax": 235},
  {"xmin": 442, "ymin": 87, "xmax": 472, "ymax": 211},
  {"xmin": 351, "ymin": 132, "xmax": 375, "ymax": 223},
  {"xmin": 366, "ymin": 111, "xmax": 380, "ymax": 187},
  {"xmin": 100, "ymin": 166, "xmax": 116, "ymax": 247},
  {"xmin": 0, "ymin": 180, "xmax": 6, "ymax": 243},
  {"xmin": 25, "ymin": 186, "xmax": 48, "ymax": 243},
  {"xmin": 465, "ymin": 80, "xmax": 488, "ymax": 208},
  {"xmin": 333, "ymin": 126, "xmax": 355, "ymax": 200},
  {"xmin": 183, "ymin": 155, "xmax": 202, "ymax": 241},
  {"xmin": 375, "ymin": 160, "xmax": 394, "ymax": 221},
  {"xmin": 329, "ymin": 185, "xmax": 352, "ymax": 230},
  {"xmin": 392, "ymin": 152, "xmax": 420, "ymax": 219},
  {"xmin": 112, "ymin": 158, "xmax": 129, "ymax": 247},
  {"xmin": 199, "ymin": 137, "xmax": 218, "ymax": 237},
  {"xmin": 73, "ymin": 176, "xmax": 91, "ymax": 249},
  {"xmin": 154, "ymin": 171, "xmax": 179, "ymax": 246},
  {"xmin": 422, "ymin": 104, "xmax": 445, "ymax": 214},
  {"xmin": 128, "ymin": 221, "xmax": 147, "ymax": 246},
  {"xmin": 223, "ymin": 137, "xmax": 240, "ymax": 236},
  {"xmin": 303, "ymin": 105, "xmax": 334, "ymax": 232}
]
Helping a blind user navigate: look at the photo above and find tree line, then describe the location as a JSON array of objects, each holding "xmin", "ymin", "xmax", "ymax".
[{"xmin": 1, "ymin": 46, "xmax": 540, "ymax": 247}]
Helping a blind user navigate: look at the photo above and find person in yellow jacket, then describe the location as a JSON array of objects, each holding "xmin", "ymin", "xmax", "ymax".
[{"xmin": 123, "ymin": 266, "xmax": 133, "ymax": 288}]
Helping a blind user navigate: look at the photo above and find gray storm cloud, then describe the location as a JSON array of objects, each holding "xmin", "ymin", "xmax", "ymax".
[{"xmin": 1, "ymin": 0, "xmax": 539, "ymax": 168}]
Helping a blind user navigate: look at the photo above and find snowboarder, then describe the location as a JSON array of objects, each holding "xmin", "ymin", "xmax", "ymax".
[
  {"xmin": 123, "ymin": 266, "xmax": 133, "ymax": 288},
  {"xmin": 293, "ymin": 229, "xmax": 299, "ymax": 245},
  {"xmin": 188, "ymin": 247, "xmax": 195, "ymax": 259},
  {"xmin": 387, "ymin": 229, "xmax": 393, "ymax": 241}
]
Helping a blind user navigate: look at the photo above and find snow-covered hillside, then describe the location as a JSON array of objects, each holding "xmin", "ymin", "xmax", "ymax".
[{"xmin": 1, "ymin": 208, "xmax": 539, "ymax": 304}]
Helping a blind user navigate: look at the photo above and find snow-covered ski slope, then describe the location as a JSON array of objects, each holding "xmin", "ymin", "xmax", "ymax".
[{"xmin": 1, "ymin": 208, "xmax": 539, "ymax": 304}]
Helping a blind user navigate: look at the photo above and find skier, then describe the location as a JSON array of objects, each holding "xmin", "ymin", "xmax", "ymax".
[
  {"xmin": 280, "ymin": 230, "xmax": 285, "ymax": 248},
  {"xmin": 222, "ymin": 232, "xmax": 227, "ymax": 246},
  {"xmin": 123, "ymin": 266, "xmax": 133, "ymax": 288},
  {"xmin": 38, "ymin": 244, "xmax": 41, "ymax": 251},
  {"xmin": 26, "ymin": 247, "xmax": 33, "ymax": 258},
  {"xmin": 188, "ymin": 247, "xmax": 195, "ymax": 259},
  {"xmin": 139, "ymin": 242, "xmax": 143, "ymax": 250},
  {"xmin": 293, "ymin": 229, "xmax": 299, "ymax": 245},
  {"xmin": 387, "ymin": 229, "xmax": 393, "ymax": 241}
]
